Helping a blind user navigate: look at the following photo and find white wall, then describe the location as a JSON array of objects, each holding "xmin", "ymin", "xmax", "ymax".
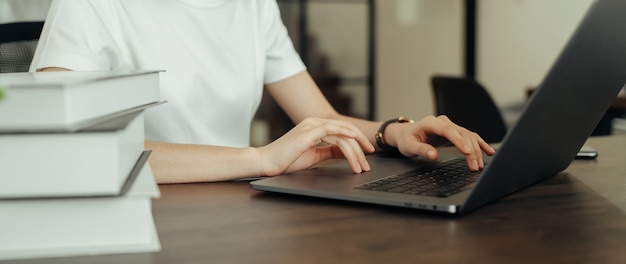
[
  {"xmin": 477, "ymin": 0, "xmax": 594, "ymax": 107},
  {"xmin": 283, "ymin": 0, "xmax": 464, "ymax": 121},
  {"xmin": 306, "ymin": 2, "xmax": 370, "ymax": 118},
  {"xmin": 376, "ymin": 0, "xmax": 595, "ymax": 122},
  {"xmin": 376, "ymin": 0, "xmax": 463, "ymax": 120}
]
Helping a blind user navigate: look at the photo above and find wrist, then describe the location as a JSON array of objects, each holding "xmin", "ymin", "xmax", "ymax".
[
  {"xmin": 248, "ymin": 146, "xmax": 270, "ymax": 177},
  {"xmin": 375, "ymin": 117, "xmax": 413, "ymax": 152}
]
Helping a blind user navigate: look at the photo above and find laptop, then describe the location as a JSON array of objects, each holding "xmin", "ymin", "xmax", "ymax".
[{"xmin": 251, "ymin": 0, "xmax": 626, "ymax": 215}]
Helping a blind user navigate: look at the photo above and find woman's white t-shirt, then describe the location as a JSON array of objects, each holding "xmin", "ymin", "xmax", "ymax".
[{"xmin": 33, "ymin": 0, "xmax": 306, "ymax": 147}]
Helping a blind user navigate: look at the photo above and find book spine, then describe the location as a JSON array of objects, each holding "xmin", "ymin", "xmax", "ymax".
[
  {"xmin": 0, "ymin": 72, "xmax": 160, "ymax": 131},
  {"xmin": 0, "ymin": 113, "xmax": 145, "ymax": 198},
  {"xmin": 0, "ymin": 155, "xmax": 160, "ymax": 260}
]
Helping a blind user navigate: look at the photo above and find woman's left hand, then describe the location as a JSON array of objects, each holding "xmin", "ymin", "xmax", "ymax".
[{"xmin": 382, "ymin": 115, "xmax": 496, "ymax": 171}]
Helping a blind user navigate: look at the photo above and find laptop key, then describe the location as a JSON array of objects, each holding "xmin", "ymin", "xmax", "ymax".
[{"xmin": 355, "ymin": 158, "xmax": 483, "ymax": 197}]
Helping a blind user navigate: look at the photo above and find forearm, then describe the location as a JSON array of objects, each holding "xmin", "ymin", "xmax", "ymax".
[{"xmin": 145, "ymin": 140, "xmax": 264, "ymax": 184}]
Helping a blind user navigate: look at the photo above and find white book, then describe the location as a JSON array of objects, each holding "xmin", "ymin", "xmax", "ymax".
[
  {"xmin": 0, "ymin": 112, "xmax": 145, "ymax": 198},
  {"xmin": 0, "ymin": 70, "xmax": 161, "ymax": 132},
  {"xmin": 0, "ymin": 157, "xmax": 161, "ymax": 260}
]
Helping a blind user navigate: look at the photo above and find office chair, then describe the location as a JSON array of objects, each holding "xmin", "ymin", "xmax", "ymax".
[
  {"xmin": 0, "ymin": 21, "xmax": 45, "ymax": 73},
  {"xmin": 431, "ymin": 75, "xmax": 508, "ymax": 143}
]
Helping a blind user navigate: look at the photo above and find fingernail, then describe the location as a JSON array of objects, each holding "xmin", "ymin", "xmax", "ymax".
[
  {"xmin": 472, "ymin": 160, "xmax": 479, "ymax": 170},
  {"xmin": 427, "ymin": 150, "xmax": 435, "ymax": 159}
]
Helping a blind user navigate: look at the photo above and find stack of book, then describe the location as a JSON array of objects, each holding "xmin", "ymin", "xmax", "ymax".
[{"xmin": 0, "ymin": 70, "xmax": 163, "ymax": 260}]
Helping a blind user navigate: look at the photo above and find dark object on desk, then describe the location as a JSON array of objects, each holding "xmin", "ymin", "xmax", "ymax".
[
  {"xmin": 251, "ymin": 0, "xmax": 626, "ymax": 215},
  {"xmin": 575, "ymin": 146, "xmax": 599, "ymax": 159},
  {"xmin": 431, "ymin": 75, "xmax": 507, "ymax": 143},
  {"xmin": 0, "ymin": 21, "xmax": 44, "ymax": 73}
]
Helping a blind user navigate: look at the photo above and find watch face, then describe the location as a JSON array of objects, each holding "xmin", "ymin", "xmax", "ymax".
[
  {"xmin": 398, "ymin": 116, "xmax": 414, "ymax": 123},
  {"xmin": 376, "ymin": 117, "xmax": 413, "ymax": 151}
]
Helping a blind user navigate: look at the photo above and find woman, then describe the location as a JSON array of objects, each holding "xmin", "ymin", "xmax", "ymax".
[{"xmin": 32, "ymin": 0, "xmax": 495, "ymax": 183}]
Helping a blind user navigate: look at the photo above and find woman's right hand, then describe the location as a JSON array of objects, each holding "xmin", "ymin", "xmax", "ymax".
[{"xmin": 257, "ymin": 117, "xmax": 375, "ymax": 177}]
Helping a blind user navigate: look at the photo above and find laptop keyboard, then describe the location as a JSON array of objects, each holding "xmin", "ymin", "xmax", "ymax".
[{"xmin": 354, "ymin": 158, "xmax": 482, "ymax": 197}]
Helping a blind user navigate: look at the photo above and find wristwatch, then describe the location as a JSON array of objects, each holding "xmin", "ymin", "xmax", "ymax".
[{"xmin": 375, "ymin": 116, "xmax": 414, "ymax": 152}]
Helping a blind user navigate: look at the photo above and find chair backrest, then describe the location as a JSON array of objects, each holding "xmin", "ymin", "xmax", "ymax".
[
  {"xmin": 431, "ymin": 75, "xmax": 508, "ymax": 143},
  {"xmin": 0, "ymin": 21, "xmax": 45, "ymax": 73}
]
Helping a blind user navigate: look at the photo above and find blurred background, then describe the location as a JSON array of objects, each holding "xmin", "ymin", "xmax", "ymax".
[{"xmin": 4, "ymin": 0, "xmax": 622, "ymax": 147}]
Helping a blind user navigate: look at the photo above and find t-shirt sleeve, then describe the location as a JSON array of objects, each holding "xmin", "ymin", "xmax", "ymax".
[
  {"xmin": 262, "ymin": 1, "xmax": 307, "ymax": 84},
  {"xmin": 31, "ymin": 0, "xmax": 120, "ymax": 71}
]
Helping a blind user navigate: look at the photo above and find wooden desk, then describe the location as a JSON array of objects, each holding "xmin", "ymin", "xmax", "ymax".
[{"xmin": 4, "ymin": 136, "xmax": 626, "ymax": 264}]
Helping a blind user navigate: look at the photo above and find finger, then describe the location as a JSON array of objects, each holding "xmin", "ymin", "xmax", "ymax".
[
  {"xmin": 323, "ymin": 136, "xmax": 369, "ymax": 173},
  {"xmin": 439, "ymin": 127, "xmax": 473, "ymax": 156},
  {"xmin": 306, "ymin": 118, "xmax": 375, "ymax": 153},
  {"xmin": 422, "ymin": 116, "xmax": 469, "ymax": 155},
  {"xmin": 335, "ymin": 134, "xmax": 370, "ymax": 172},
  {"xmin": 476, "ymin": 141, "xmax": 485, "ymax": 169},
  {"xmin": 463, "ymin": 131, "xmax": 496, "ymax": 170},
  {"xmin": 452, "ymin": 129, "xmax": 477, "ymax": 171},
  {"xmin": 339, "ymin": 140, "xmax": 370, "ymax": 173},
  {"xmin": 329, "ymin": 119, "xmax": 376, "ymax": 153},
  {"xmin": 431, "ymin": 120, "xmax": 480, "ymax": 169},
  {"xmin": 462, "ymin": 131, "xmax": 485, "ymax": 171},
  {"xmin": 355, "ymin": 131, "xmax": 376, "ymax": 153},
  {"xmin": 335, "ymin": 138, "xmax": 362, "ymax": 173},
  {"xmin": 349, "ymin": 137, "xmax": 371, "ymax": 171},
  {"xmin": 397, "ymin": 136, "xmax": 438, "ymax": 160},
  {"xmin": 302, "ymin": 121, "xmax": 358, "ymax": 144},
  {"xmin": 469, "ymin": 133, "xmax": 482, "ymax": 170},
  {"xmin": 437, "ymin": 115, "xmax": 495, "ymax": 157},
  {"xmin": 305, "ymin": 121, "xmax": 371, "ymax": 173},
  {"xmin": 479, "ymin": 139, "xmax": 496, "ymax": 156},
  {"xmin": 471, "ymin": 133, "xmax": 489, "ymax": 169}
]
